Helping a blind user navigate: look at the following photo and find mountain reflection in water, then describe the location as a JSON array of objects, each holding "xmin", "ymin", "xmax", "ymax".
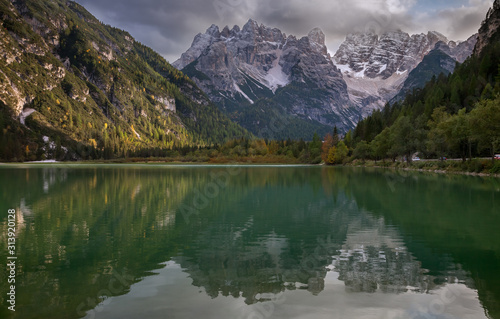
[{"xmin": 0, "ymin": 165, "xmax": 498, "ymax": 319}]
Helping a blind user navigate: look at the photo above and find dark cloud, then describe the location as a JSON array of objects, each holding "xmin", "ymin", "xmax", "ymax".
[
  {"xmin": 76, "ymin": 0, "xmax": 493, "ymax": 62},
  {"xmin": 430, "ymin": 1, "xmax": 494, "ymax": 40}
]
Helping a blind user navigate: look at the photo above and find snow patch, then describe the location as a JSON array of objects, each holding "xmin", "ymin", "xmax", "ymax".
[
  {"xmin": 233, "ymin": 82, "xmax": 254, "ymax": 104},
  {"xmin": 335, "ymin": 63, "xmax": 352, "ymax": 74},
  {"xmin": 265, "ymin": 41, "xmax": 279, "ymax": 46},
  {"xmin": 353, "ymin": 62, "xmax": 368, "ymax": 78},
  {"xmin": 396, "ymin": 69, "xmax": 407, "ymax": 75},
  {"xmin": 237, "ymin": 49, "xmax": 290, "ymax": 94},
  {"xmin": 264, "ymin": 63, "xmax": 289, "ymax": 93},
  {"xmin": 378, "ymin": 64, "xmax": 387, "ymax": 73}
]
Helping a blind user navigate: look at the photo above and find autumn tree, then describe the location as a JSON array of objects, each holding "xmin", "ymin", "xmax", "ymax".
[{"xmin": 321, "ymin": 133, "xmax": 335, "ymax": 163}]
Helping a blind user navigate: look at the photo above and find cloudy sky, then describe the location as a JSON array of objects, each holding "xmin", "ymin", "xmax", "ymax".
[{"xmin": 75, "ymin": 0, "xmax": 494, "ymax": 63}]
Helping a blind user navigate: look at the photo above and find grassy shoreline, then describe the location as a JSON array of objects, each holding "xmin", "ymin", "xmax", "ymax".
[{"xmin": 345, "ymin": 159, "xmax": 500, "ymax": 177}]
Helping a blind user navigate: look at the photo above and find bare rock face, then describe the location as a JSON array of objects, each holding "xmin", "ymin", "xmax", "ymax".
[
  {"xmin": 333, "ymin": 30, "xmax": 475, "ymax": 115},
  {"xmin": 475, "ymin": 0, "xmax": 500, "ymax": 56},
  {"xmin": 174, "ymin": 20, "xmax": 356, "ymax": 134},
  {"xmin": 450, "ymin": 34, "xmax": 478, "ymax": 63},
  {"xmin": 175, "ymin": 20, "xmax": 291, "ymax": 100},
  {"xmin": 334, "ymin": 30, "xmax": 449, "ymax": 81}
]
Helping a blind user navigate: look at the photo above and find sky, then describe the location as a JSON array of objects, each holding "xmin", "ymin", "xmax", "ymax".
[{"xmin": 75, "ymin": 0, "xmax": 494, "ymax": 63}]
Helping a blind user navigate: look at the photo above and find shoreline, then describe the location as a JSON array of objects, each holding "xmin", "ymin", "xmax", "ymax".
[
  {"xmin": 345, "ymin": 161, "xmax": 500, "ymax": 178},
  {"xmin": 2, "ymin": 158, "xmax": 499, "ymax": 178}
]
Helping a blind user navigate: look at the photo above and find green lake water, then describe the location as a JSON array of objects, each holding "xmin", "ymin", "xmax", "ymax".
[{"xmin": 0, "ymin": 164, "xmax": 499, "ymax": 319}]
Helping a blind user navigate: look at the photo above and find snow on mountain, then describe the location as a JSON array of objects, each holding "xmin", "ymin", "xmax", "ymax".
[
  {"xmin": 332, "ymin": 30, "xmax": 473, "ymax": 113},
  {"xmin": 174, "ymin": 20, "xmax": 356, "ymax": 137},
  {"xmin": 174, "ymin": 20, "xmax": 476, "ymax": 136},
  {"xmin": 173, "ymin": 19, "xmax": 293, "ymax": 98}
]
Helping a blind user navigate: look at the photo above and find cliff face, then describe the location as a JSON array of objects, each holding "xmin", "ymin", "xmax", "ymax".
[
  {"xmin": 450, "ymin": 34, "xmax": 479, "ymax": 63},
  {"xmin": 174, "ymin": 20, "xmax": 356, "ymax": 138},
  {"xmin": 333, "ymin": 30, "xmax": 475, "ymax": 114},
  {"xmin": 475, "ymin": 0, "xmax": 500, "ymax": 56},
  {"xmin": 334, "ymin": 31, "xmax": 449, "ymax": 80}
]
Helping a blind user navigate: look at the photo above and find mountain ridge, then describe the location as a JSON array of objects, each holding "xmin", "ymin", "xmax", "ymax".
[
  {"xmin": 174, "ymin": 19, "xmax": 358, "ymax": 139},
  {"xmin": 0, "ymin": 0, "xmax": 250, "ymax": 161},
  {"xmin": 175, "ymin": 21, "xmax": 476, "ymax": 137},
  {"xmin": 333, "ymin": 30, "xmax": 476, "ymax": 112}
]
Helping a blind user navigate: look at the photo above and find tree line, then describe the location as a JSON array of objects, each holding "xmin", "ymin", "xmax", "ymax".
[{"xmin": 343, "ymin": 39, "xmax": 500, "ymax": 164}]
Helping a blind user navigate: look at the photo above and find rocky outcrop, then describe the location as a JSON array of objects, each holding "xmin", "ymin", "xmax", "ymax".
[
  {"xmin": 449, "ymin": 34, "xmax": 478, "ymax": 63},
  {"xmin": 475, "ymin": 0, "xmax": 500, "ymax": 56}
]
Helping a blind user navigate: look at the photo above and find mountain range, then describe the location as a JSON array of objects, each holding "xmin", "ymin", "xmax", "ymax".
[
  {"xmin": 333, "ymin": 31, "xmax": 477, "ymax": 111},
  {"xmin": 0, "ymin": 0, "xmax": 494, "ymax": 161},
  {"xmin": 175, "ymin": 22, "xmax": 477, "ymax": 138},
  {"xmin": 174, "ymin": 21, "xmax": 357, "ymax": 139}
]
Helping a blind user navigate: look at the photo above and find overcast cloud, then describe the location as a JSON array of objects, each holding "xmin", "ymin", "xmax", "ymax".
[{"xmin": 76, "ymin": 0, "xmax": 494, "ymax": 63}]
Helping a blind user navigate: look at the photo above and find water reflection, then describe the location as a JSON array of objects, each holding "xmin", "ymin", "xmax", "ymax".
[{"xmin": 0, "ymin": 165, "xmax": 498, "ymax": 319}]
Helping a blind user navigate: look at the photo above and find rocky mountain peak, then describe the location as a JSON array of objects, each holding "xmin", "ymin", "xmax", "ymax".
[
  {"xmin": 334, "ymin": 30, "xmax": 452, "ymax": 81},
  {"xmin": 308, "ymin": 28, "xmax": 325, "ymax": 45},
  {"xmin": 174, "ymin": 20, "xmax": 356, "ymax": 136},
  {"xmin": 206, "ymin": 24, "xmax": 220, "ymax": 37},
  {"xmin": 427, "ymin": 31, "xmax": 448, "ymax": 44},
  {"xmin": 433, "ymin": 41, "xmax": 452, "ymax": 55},
  {"xmin": 333, "ymin": 29, "xmax": 474, "ymax": 114},
  {"xmin": 232, "ymin": 25, "xmax": 240, "ymax": 32},
  {"xmin": 240, "ymin": 19, "xmax": 266, "ymax": 41},
  {"xmin": 307, "ymin": 28, "xmax": 328, "ymax": 56},
  {"xmin": 241, "ymin": 19, "xmax": 259, "ymax": 35},
  {"xmin": 220, "ymin": 26, "xmax": 230, "ymax": 38}
]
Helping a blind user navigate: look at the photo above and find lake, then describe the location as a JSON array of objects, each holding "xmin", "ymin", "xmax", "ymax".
[{"xmin": 0, "ymin": 164, "xmax": 499, "ymax": 319}]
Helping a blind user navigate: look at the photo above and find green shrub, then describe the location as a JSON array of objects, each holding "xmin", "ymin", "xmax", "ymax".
[
  {"xmin": 437, "ymin": 161, "xmax": 447, "ymax": 169},
  {"xmin": 467, "ymin": 160, "xmax": 485, "ymax": 173},
  {"xmin": 490, "ymin": 161, "xmax": 500, "ymax": 174}
]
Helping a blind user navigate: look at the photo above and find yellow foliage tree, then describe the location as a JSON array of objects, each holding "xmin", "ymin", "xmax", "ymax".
[{"xmin": 327, "ymin": 146, "xmax": 336, "ymax": 164}]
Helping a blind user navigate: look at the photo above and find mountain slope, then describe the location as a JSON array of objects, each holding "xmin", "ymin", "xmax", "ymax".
[
  {"xmin": 475, "ymin": 0, "xmax": 500, "ymax": 55},
  {"xmin": 174, "ymin": 21, "xmax": 358, "ymax": 139},
  {"xmin": 390, "ymin": 42, "xmax": 459, "ymax": 102},
  {"xmin": 350, "ymin": 0, "xmax": 500, "ymax": 163},
  {"xmin": 333, "ymin": 30, "xmax": 476, "ymax": 113},
  {"xmin": 0, "ymin": 0, "xmax": 249, "ymax": 161},
  {"xmin": 176, "ymin": 22, "xmax": 476, "ymax": 138}
]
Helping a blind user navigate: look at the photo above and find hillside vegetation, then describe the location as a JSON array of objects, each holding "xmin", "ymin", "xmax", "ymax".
[
  {"xmin": 0, "ymin": 0, "xmax": 249, "ymax": 162},
  {"xmin": 331, "ymin": 13, "xmax": 500, "ymax": 173}
]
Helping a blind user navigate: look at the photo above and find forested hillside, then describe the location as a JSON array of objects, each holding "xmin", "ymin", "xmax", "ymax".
[
  {"xmin": 0, "ymin": 0, "xmax": 249, "ymax": 162},
  {"xmin": 340, "ymin": 0, "xmax": 500, "ymax": 165}
]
